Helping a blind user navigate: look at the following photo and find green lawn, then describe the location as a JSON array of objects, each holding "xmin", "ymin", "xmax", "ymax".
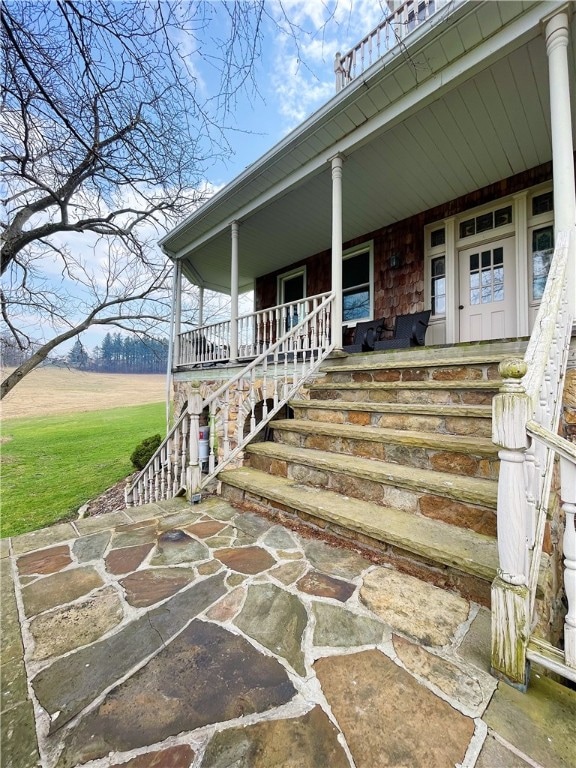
[{"xmin": 1, "ymin": 402, "xmax": 164, "ymax": 538}]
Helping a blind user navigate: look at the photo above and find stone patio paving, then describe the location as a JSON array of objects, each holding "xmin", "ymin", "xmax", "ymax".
[{"xmin": 2, "ymin": 496, "xmax": 575, "ymax": 768}]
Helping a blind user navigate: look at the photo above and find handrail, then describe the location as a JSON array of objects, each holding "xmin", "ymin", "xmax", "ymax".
[
  {"xmin": 198, "ymin": 292, "xmax": 335, "ymax": 487},
  {"xmin": 126, "ymin": 292, "xmax": 335, "ymax": 506},
  {"xmin": 335, "ymin": 0, "xmax": 451, "ymax": 91},
  {"xmin": 491, "ymin": 228, "xmax": 574, "ymax": 685}
]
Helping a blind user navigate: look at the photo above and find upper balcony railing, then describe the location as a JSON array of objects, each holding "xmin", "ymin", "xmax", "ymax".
[{"xmin": 335, "ymin": 0, "xmax": 450, "ymax": 91}]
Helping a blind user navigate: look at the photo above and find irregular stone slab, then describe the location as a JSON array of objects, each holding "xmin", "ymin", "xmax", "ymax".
[
  {"xmin": 73, "ymin": 530, "xmax": 111, "ymax": 562},
  {"xmin": 30, "ymin": 586, "xmax": 124, "ymax": 660},
  {"xmin": 74, "ymin": 511, "xmax": 131, "ymax": 535},
  {"xmin": 475, "ymin": 734, "xmax": 531, "ymax": 768},
  {"xmin": 114, "ymin": 745, "xmax": 195, "ymax": 768},
  {"xmin": 150, "ymin": 529, "xmax": 209, "ymax": 566},
  {"xmin": 1, "ymin": 655, "xmax": 28, "ymax": 712},
  {"xmin": 17, "ymin": 544, "xmax": 71, "ymax": 575},
  {"xmin": 120, "ymin": 568, "xmax": 195, "ymax": 607},
  {"xmin": 234, "ymin": 583, "xmax": 307, "ymax": 675},
  {"xmin": 0, "ymin": 538, "xmax": 10, "ymax": 559},
  {"xmin": 205, "ymin": 535, "xmax": 235, "ymax": 548},
  {"xmin": 360, "ymin": 568, "xmax": 469, "ymax": 646},
  {"xmin": 302, "ymin": 538, "xmax": 370, "ymax": 579},
  {"xmin": 0, "ymin": 700, "xmax": 40, "ymax": 768},
  {"xmin": 56, "ymin": 621, "xmax": 296, "ymax": 767},
  {"xmin": 157, "ymin": 509, "xmax": 203, "ymax": 531},
  {"xmin": 111, "ymin": 524, "xmax": 157, "ymax": 549},
  {"xmin": 297, "ymin": 571, "xmax": 355, "ymax": 602},
  {"xmin": 270, "ymin": 560, "xmax": 307, "ymax": 585},
  {"xmin": 33, "ymin": 572, "xmax": 227, "ymax": 732},
  {"xmin": 206, "ymin": 586, "xmax": 246, "ymax": 622},
  {"xmin": 484, "ymin": 673, "xmax": 576, "ymax": 768},
  {"xmin": 312, "ymin": 602, "xmax": 384, "ymax": 647},
  {"xmin": 277, "ymin": 550, "xmax": 304, "ymax": 560},
  {"xmin": 457, "ymin": 606, "xmax": 491, "ymax": 673},
  {"xmin": 215, "ymin": 545, "xmax": 276, "ymax": 574},
  {"xmin": 11, "ymin": 522, "xmax": 78, "ymax": 555},
  {"xmin": 393, "ymin": 635, "xmax": 495, "ymax": 716},
  {"xmin": 105, "ymin": 542, "xmax": 154, "ymax": 575},
  {"xmin": 315, "ymin": 650, "xmax": 474, "ymax": 768},
  {"xmin": 197, "ymin": 560, "xmax": 222, "ymax": 576},
  {"xmin": 21, "ymin": 566, "xmax": 103, "ymax": 618},
  {"xmin": 200, "ymin": 705, "xmax": 349, "ymax": 768},
  {"xmin": 226, "ymin": 573, "xmax": 247, "ymax": 587},
  {"xmin": 261, "ymin": 525, "xmax": 298, "ymax": 550},
  {"xmin": 1, "ymin": 559, "xmax": 24, "ymax": 665},
  {"xmin": 200, "ymin": 500, "xmax": 237, "ymax": 520},
  {"xmin": 186, "ymin": 520, "xmax": 227, "ymax": 538},
  {"xmin": 232, "ymin": 511, "xmax": 272, "ymax": 538}
]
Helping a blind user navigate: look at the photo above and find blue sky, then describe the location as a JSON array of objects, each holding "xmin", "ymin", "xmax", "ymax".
[
  {"xmin": 199, "ymin": 1, "xmax": 388, "ymax": 185},
  {"xmin": 27, "ymin": 1, "xmax": 390, "ymax": 356}
]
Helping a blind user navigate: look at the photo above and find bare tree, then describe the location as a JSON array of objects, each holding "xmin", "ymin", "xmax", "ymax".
[{"xmin": 0, "ymin": 0, "xmax": 268, "ymax": 397}]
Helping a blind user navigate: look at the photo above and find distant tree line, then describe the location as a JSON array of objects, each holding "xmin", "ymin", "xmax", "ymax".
[
  {"xmin": 68, "ymin": 334, "xmax": 168, "ymax": 373},
  {"xmin": 1, "ymin": 332, "xmax": 167, "ymax": 374}
]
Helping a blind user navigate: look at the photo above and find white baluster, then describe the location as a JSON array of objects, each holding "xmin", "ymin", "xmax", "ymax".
[{"xmin": 561, "ymin": 456, "xmax": 576, "ymax": 668}]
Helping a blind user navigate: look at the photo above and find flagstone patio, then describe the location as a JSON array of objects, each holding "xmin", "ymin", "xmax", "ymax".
[{"xmin": 2, "ymin": 496, "xmax": 575, "ymax": 768}]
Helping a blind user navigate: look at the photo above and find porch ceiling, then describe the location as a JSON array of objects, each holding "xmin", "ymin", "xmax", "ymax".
[{"xmin": 162, "ymin": 2, "xmax": 575, "ymax": 295}]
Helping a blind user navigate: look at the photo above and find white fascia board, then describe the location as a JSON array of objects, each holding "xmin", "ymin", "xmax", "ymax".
[{"xmin": 163, "ymin": 0, "xmax": 562, "ymax": 262}]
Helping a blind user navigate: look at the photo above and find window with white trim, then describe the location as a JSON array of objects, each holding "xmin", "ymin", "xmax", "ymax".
[{"xmin": 342, "ymin": 244, "xmax": 373, "ymax": 323}]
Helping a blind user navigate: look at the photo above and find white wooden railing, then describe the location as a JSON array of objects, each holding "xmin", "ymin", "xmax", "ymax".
[
  {"xmin": 491, "ymin": 229, "xmax": 575, "ymax": 687},
  {"xmin": 335, "ymin": 0, "xmax": 450, "ymax": 91},
  {"xmin": 126, "ymin": 292, "xmax": 335, "ymax": 506},
  {"xmin": 176, "ymin": 294, "xmax": 331, "ymax": 368}
]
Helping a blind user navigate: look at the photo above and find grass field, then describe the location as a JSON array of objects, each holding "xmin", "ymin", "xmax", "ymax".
[{"xmin": 1, "ymin": 368, "xmax": 166, "ymax": 537}]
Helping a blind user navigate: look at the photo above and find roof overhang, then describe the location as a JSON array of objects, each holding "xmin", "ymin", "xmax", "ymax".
[{"xmin": 160, "ymin": 1, "xmax": 575, "ymax": 294}]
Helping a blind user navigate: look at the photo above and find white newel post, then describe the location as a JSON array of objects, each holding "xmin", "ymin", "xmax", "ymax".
[
  {"xmin": 230, "ymin": 220, "xmax": 239, "ymax": 362},
  {"xmin": 186, "ymin": 382, "xmax": 202, "ymax": 498},
  {"xmin": 491, "ymin": 358, "xmax": 532, "ymax": 688},
  {"xmin": 561, "ymin": 456, "xmax": 576, "ymax": 668},
  {"xmin": 331, "ymin": 154, "xmax": 343, "ymax": 350},
  {"xmin": 545, "ymin": 7, "xmax": 576, "ymax": 314}
]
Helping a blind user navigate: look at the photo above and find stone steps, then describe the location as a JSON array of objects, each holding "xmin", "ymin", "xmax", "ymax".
[
  {"xmin": 218, "ymin": 341, "xmax": 530, "ymax": 600},
  {"xmin": 219, "ymin": 466, "xmax": 499, "ymax": 604},
  {"xmin": 244, "ymin": 442, "xmax": 497, "ymax": 537},
  {"xmin": 269, "ymin": 418, "xmax": 499, "ymax": 479},
  {"xmin": 290, "ymin": 399, "xmax": 493, "ymax": 438}
]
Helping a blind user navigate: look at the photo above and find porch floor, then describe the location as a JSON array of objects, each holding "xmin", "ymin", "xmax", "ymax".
[{"xmin": 2, "ymin": 497, "xmax": 575, "ymax": 768}]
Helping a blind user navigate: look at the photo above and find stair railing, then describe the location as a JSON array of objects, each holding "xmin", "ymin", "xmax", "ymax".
[
  {"xmin": 126, "ymin": 291, "xmax": 335, "ymax": 506},
  {"xmin": 491, "ymin": 229, "xmax": 575, "ymax": 687}
]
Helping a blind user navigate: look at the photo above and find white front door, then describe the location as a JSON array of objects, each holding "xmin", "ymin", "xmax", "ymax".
[{"xmin": 458, "ymin": 238, "xmax": 516, "ymax": 342}]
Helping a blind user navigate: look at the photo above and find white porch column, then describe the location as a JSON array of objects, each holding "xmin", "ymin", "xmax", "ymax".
[
  {"xmin": 545, "ymin": 7, "xmax": 576, "ymax": 313},
  {"xmin": 173, "ymin": 259, "xmax": 182, "ymax": 364},
  {"xmin": 331, "ymin": 154, "xmax": 344, "ymax": 349},
  {"xmin": 230, "ymin": 220, "xmax": 239, "ymax": 362},
  {"xmin": 198, "ymin": 285, "xmax": 205, "ymax": 327}
]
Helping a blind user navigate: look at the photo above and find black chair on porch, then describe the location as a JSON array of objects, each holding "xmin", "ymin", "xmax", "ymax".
[
  {"xmin": 373, "ymin": 310, "xmax": 431, "ymax": 350},
  {"xmin": 342, "ymin": 318, "xmax": 387, "ymax": 353}
]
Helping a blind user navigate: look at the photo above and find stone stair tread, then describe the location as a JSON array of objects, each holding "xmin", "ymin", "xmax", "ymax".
[
  {"xmin": 219, "ymin": 466, "xmax": 499, "ymax": 582},
  {"xmin": 311, "ymin": 381, "xmax": 501, "ymax": 390},
  {"xmin": 291, "ymin": 398, "xmax": 492, "ymax": 418},
  {"xmin": 271, "ymin": 419, "xmax": 499, "ymax": 455},
  {"xmin": 323, "ymin": 340, "xmax": 528, "ymax": 371},
  {"xmin": 246, "ymin": 442, "xmax": 497, "ymax": 507}
]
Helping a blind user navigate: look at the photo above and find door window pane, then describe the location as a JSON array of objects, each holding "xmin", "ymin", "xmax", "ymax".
[
  {"xmin": 469, "ymin": 248, "xmax": 504, "ymax": 305},
  {"xmin": 532, "ymin": 226, "xmax": 554, "ymax": 301},
  {"xmin": 431, "ymin": 255, "xmax": 445, "ymax": 316}
]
